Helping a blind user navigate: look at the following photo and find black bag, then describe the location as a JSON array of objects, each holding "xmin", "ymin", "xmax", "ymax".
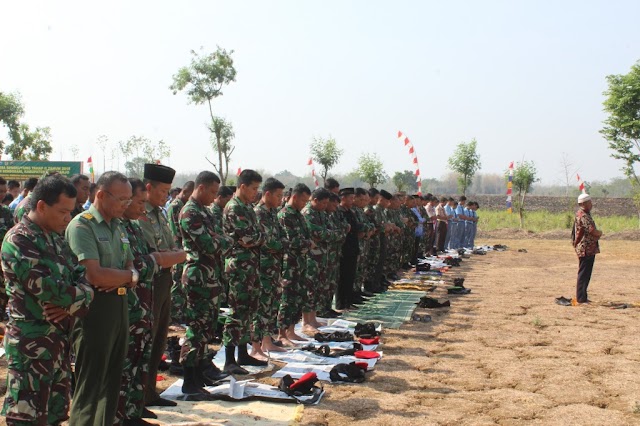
[{"xmin": 329, "ymin": 362, "xmax": 367, "ymax": 383}]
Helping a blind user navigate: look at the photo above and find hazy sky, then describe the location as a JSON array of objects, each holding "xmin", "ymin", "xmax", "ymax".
[{"xmin": 1, "ymin": 1, "xmax": 639, "ymax": 185}]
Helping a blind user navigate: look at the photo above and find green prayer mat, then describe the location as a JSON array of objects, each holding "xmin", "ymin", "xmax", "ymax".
[{"xmin": 342, "ymin": 290, "xmax": 425, "ymax": 328}]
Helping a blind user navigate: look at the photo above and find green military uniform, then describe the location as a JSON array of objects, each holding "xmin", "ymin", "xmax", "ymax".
[
  {"xmin": 179, "ymin": 198, "xmax": 232, "ymax": 367},
  {"xmin": 167, "ymin": 197, "xmax": 186, "ymax": 323},
  {"xmin": 253, "ymin": 201, "xmax": 287, "ymax": 341},
  {"xmin": 66, "ymin": 206, "xmax": 132, "ymax": 426},
  {"xmin": 2, "ymin": 215, "xmax": 93, "ymax": 426},
  {"xmin": 222, "ymin": 196, "xmax": 265, "ymax": 346},
  {"xmin": 400, "ymin": 204, "xmax": 416, "ymax": 264},
  {"xmin": 210, "ymin": 203, "xmax": 228, "ymax": 303},
  {"xmin": 137, "ymin": 201, "xmax": 176, "ymax": 404},
  {"xmin": 363, "ymin": 204, "xmax": 380, "ymax": 291},
  {"xmin": 13, "ymin": 194, "xmax": 31, "ymax": 224},
  {"xmin": 353, "ymin": 206, "xmax": 374, "ymax": 294},
  {"xmin": 277, "ymin": 204, "xmax": 311, "ymax": 329},
  {"xmin": 116, "ymin": 219, "xmax": 158, "ymax": 423},
  {"xmin": 0, "ymin": 204, "xmax": 15, "ymax": 312},
  {"xmin": 301, "ymin": 204, "xmax": 336, "ymax": 314},
  {"xmin": 324, "ymin": 210, "xmax": 348, "ymax": 311}
]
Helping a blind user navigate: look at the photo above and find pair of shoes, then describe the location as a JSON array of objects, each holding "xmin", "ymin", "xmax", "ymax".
[
  {"xmin": 447, "ymin": 286, "xmax": 471, "ymax": 295},
  {"xmin": 555, "ymin": 296, "xmax": 572, "ymax": 306},
  {"xmin": 416, "ymin": 296, "xmax": 451, "ymax": 309}
]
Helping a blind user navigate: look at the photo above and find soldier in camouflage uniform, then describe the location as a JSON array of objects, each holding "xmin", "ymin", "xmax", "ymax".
[
  {"xmin": 301, "ymin": 188, "xmax": 336, "ymax": 331},
  {"xmin": 364, "ymin": 188, "xmax": 381, "ymax": 293},
  {"xmin": 252, "ymin": 178, "xmax": 287, "ymax": 356},
  {"xmin": 210, "ymin": 185, "xmax": 235, "ymax": 306},
  {"xmin": 178, "ymin": 171, "xmax": 233, "ymax": 393},
  {"xmin": 335, "ymin": 188, "xmax": 359, "ymax": 310},
  {"xmin": 116, "ymin": 179, "xmax": 187, "ymax": 424},
  {"xmin": 70, "ymin": 174, "xmax": 91, "ymax": 219},
  {"xmin": 166, "ymin": 181, "xmax": 194, "ymax": 324},
  {"xmin": 401, "ymin": 194, "xmax": 417, "ymax": 266},
  {"xmin": 1, "ymin": 176, "xmax": 94, "ymax": 426},
  {"xmin": 221, "ymin": 170, "xmax": 267, "ymax": 372},
  {"xmin": 323, "ymin": 193, "xmax": 348, "ymax": 316},
  {"xmin": 277, "ymin": 183, "xmax": 312, "ymax": 346},
  {"xmin": 0, "ymin": 177, "xmax": 15, "ymax": 314},
  {"xmin": 353, "ymin": 188, "xmax": 375, "ymax": 302}
]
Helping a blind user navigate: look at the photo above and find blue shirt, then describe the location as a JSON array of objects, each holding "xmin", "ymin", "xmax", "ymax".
[
  {"xmin": 411, "ymin": 207, "xmax": 425, "ymax": 237},
  {"xmin": 9, "ymin": 193, "xmax": 24, "ymax": 212},
  {"xmin": 444, "ymin": 205, "xmax": 454, "ymax": 222},
  {"xmin": 82, "ymin": 200, "xmax": 91, "ymax": 210},
  {"xmin": 455, "ymin": 203, "xmax": 464, "ymax": 219}
]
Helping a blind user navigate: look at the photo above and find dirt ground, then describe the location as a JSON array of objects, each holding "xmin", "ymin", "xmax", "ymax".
[
  {"xmin": 0, "ymin": 238, "xmax": 639, "ymax": 425},
  {"xmin": 300, "ymin": 239, "xmax": 640, "ymax": 425}
]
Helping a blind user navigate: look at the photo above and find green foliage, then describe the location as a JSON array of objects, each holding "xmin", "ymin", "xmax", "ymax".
[
  {"xmin": 357, "ymin": 153, "xmax": 387, "ymax": 188},
  {"xmin": 447, "ymin": 138, "xmax": 482, "ymax": 195},
  {"xmin": 507, "ymin": 161, "xmax": 539, "ymax": 227},
  {"xmin": 5, "ymin": 124, "xmax": 53, "ymax": 161},
  {"xmin": 207, "ymin": 117, "xmax": 235, "ymax": 184},
  {"xmin": 392, "ymin": 170, "xmax": 417, "ymax": 192},
  {"xmin": 170, "ymin": 47, "xmax": 237, "ymax": 105},
  {"xmin": 0, "ymin": 92, "xmax": 24, "ymax": 152},
  {"xmin": 119, "ymin": 135, "xmax": 171, "ymax": 178},
  {"xmin": 310, "ymin": 136, "xmax": 343, "ymax": 183},
  {"xmin": 170, "ymin": 46, "xmax": 237, "ymax": 185}
]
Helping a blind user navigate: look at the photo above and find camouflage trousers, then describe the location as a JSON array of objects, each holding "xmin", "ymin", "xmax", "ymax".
[
  {"xmin": 222, "ymin": 259, "xmax": 260, "ymax": 347},
  {"xmin": 170, "ymin": 262, "xmax": 186, "ymax": 323},
  {"xmin": 278, "ymin": 258, "xmax": 307, "ymax": 329},
  {"xmin": 115, "ymin": 307, "xmax": 152, "ymax": 422},
  {"xmin": 324, "ymin": 247, "xmax": 341, "ymax": 312},
  {"xmin": 2, "ymin": 322, "xmax": 71, "ymax": 426},
  {"xmin": 252, "ymin": 266, "xmax": 282, "ymax": 341},
  {"xmin": 304, "ymin": 253, "xmax": 327, "ymax": 313},
  {"xmin": 180, "ymin": 268, "xmax": 223, "ymax": 367},
  {"xmin": 355, "ymin": 238, "xmax": 370, "ymax": 292},
  {"xmin": 366, "ymin": 236, "xmax": 381, "ymax": 288},
  {"xmin": 384, "ymin": 234, "xmax": 399, "ymax": 275}
]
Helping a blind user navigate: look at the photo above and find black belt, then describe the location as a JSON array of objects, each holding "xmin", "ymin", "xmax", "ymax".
[{"xmin": 159, "ymin": 267, "xmax": 172, "ymax": 274}]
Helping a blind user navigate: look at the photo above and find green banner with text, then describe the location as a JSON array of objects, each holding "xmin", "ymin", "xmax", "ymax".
[{"xmin": 0, "ymin": 161, "xmax": 83, "ymax": 180}]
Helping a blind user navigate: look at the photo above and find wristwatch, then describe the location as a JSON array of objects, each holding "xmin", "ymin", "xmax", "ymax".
[{"xmin": 130, "ymin": 268, "xmax": 140, "ymax": 285}]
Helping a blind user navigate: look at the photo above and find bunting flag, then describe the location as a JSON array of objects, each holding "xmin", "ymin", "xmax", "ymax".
[
  {"xmin": 506, "ymin": 161, "xmax": 514, "ymax": 213},
  {"xmin": 576, "ymin": 173, "xmax": 586, "ymax": 193},
  {"xmin": 236, "ymin": 167, "xmax": 242, "ymax": 177},
  {"xmin": 307, "ymin": 158, "xmax": 319, "ymax": 188},
  {"xmin": 87, "ymin": 156, "xmax": 95, "ymax": 183},
  {"xmin": 396, "ymin": 131, "xmax": 422, "ymax": 195}
]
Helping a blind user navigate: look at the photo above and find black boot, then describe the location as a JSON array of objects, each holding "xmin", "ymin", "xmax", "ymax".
[
  {"xmin": 199, "ymin": 358, "xmax": 229, "ymax": 386},
  {"xmin": 237, "ymin": 343, "xmax": 268, "ymax": 366},
  {"xmin": 181, "ymin": 366, "xmax": 208, "ymax": 395},
  {"xmin": 223, "ymin": 345, "xmax": 250, "ymax": 375}
]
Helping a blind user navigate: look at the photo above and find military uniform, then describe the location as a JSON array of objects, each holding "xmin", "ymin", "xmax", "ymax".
[
  {"xmin": 179, "ymin": 198, "xmax": 232, "ymax": 367},
  {"xmin": 1, "ymin": 215, "xmax": 93, "ymax": 426},
  {"xmin": 115, "ymin": 219, "xmax": 158, "ymax": 423},
  {"xmin": 210, "ymin": 203, "xmax": 228, "ymax": 303},
  {"xmin": 277, "ymin": 204, "xmax": 311, "ymax": 328},
  {"xmin": 138, "ymin": 200, "xmax": 176, "ymax": 404},
  {"xmin": 372, "ymin": 203, "xmax": 388, "ymax": 289},
  {"xmin": 353, "ymin": 206, "xmax": 373, "ymax": 294},
  {"xmin": 166, "ymin": 197, "xmax": 186, "ymax": 323},
  {"xmin": 13, "ymin": 195, "xmax": 31, "ymax": 224},
  {"xmin": 301, "ymin": 204, "xmax": 336, "ymax": 314},
  {"xmin": 222, "ymin": 196, "xmax": 265, "ymax": 346},
  {"xmin": 253, "ymin": 201, "xmax": 286, "ymax": 341},
  {"xmin": 66, "ymin": 206, "xmax": 132, "ymax": 426},
  {"xmin": 336, "ymin": 204, "xmax": 359, "ymax": 309},
  {"xmin": 364, "ymin": 204, "xmax": 380, "ymax": 291},
  {"xmin": 0, "ymin": 204, "xmax": 15, "ymax": 312},
  {"xmin": 324, "ymin": 210, "xmax": 348, "ymax": 311}
]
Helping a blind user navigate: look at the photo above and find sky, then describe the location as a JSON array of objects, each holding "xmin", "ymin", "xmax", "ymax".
[{"xmin": 1, "ymin": 0, "xmax": 639, "ymax": 185}]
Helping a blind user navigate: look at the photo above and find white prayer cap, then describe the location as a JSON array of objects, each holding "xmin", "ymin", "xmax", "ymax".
[{"xmin": 578, "ymin": 193, "xmax": 592, "ymax": 204}]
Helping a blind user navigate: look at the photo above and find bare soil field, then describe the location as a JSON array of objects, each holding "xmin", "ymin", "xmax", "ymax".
[
  {"xmin": 1, "ymin": 238, "xmax": 639, "ymax": 425},
  {"xmin": 472, "ymin": 195, "xmax": 637, "ymax": 217}
]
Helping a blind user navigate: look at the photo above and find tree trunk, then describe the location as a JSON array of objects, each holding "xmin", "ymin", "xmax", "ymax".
[{"xmin": 207, "ymin": 99, "xmax": 225, "ymax": 185}]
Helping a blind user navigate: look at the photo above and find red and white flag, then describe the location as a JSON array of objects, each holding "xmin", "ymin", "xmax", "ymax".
[
  {"xmin": 576, "ymin": 174, "xmax": 585, "ymax": 193},
  {"xmin": 397, "ymin": 131, "xmax": 422, "ymax": 195},
  {"xmin": 307, "ymin": 158, "xmax": 319, "ymax": 188}
]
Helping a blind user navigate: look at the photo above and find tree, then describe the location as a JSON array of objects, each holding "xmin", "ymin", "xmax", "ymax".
[
  {"xmin": 70, "ymin": 145, "xmax": 79, "ymax": 160},
  {"xmin": 447, "ymin": 138, "xmax": 481, "ymax": 195},
  {"xmin": 207, "ymin": 117, "xmax": 235, "ymax": 185},
  {"xmin": 97, "ymin": 134, "xmax": 110, "ymax": 173},
  {"xmin": 118, "ymin": 135, "xmax": 171, "ymax": 178},
  {"xmin": 0, "ymin": 92, "xmax": 52, "ymax": 160},
  {"xmin": 357, "ymin": 153, "xmax": 387, "ymax": 188},
  {"xmin": 5, "ymin": 124, "xmax": 53, "ymax": 161},
  {"xmin": 601, "ymin": 60, "xmax": 640, "ymax": 223},
  {"xmin": 0, "ymin": 92, "xmax": 24, "ymax": 153},
  {"xmin": 310, "ymin": 136, "xmax": 343, "ymax": 184},
  {"xmin": 392, "ymin": 170, "xmax": 418, "ymax": 192},
  {"xmin": 170, "ymin": 47, "xmax": 237, "ymax": 183},
  {"xmin": 509, "ymin": 161, "xmax": 539, "ymax": 228}
]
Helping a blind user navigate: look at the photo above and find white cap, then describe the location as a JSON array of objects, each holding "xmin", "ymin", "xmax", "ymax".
[{"xmin": 578, "ymin": 193, "xmax": 591, "ymax": 204}]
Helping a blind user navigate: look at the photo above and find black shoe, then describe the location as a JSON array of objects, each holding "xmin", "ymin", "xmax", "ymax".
[
  {"xmin": 416, "ymin": 296, "xmax": 451, "ymax": 309},
  {"xmin": 361, "ymin": 290, "xmax": 375, "ymax": 297},
  {"xmin": 181, "ymin": 366, "xmax": 208, "ymax": 395},
  {"xmin": 223, "ymin": 363, "xmax": 250, "ymax": 375},
  {"xmin": 199, "ymin": 358, "xmax": 229, "ymax": 385},
  {"xmin": 146, "ymin": 397, "xmax": 177, "ymax": 407},
  {"xmin": 141, "ymin": 408, "xmax": 158, "ymax": 419},
  {"xmin": 321, "ymin": 310, "xmax": 339, "ymax": 318},
  {"xmin": 237, "ymin": 344, "xmax": 268, "ymax": 366}
]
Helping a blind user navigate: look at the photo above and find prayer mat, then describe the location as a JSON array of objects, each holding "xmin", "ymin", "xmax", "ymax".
[{"xmin": 342, "ymin": 290, "xmax": 424, "ymax": 328}]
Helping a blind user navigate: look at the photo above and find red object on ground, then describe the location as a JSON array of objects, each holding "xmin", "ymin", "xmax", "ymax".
[
  {"xmin": 359, "ymin": 337, "xmax": 380, "ymax": 345},
  {"xmin": 354, "ymin": 350, "xmax": 380, "ymax": 359},
  {"xmin": 156, "ymin": 375, "xmax": 165, "ymax": 382}
]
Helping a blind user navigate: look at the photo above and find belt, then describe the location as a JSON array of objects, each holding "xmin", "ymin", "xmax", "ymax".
[
  {"xmin": 117, "ymin": 287, "xmax": 127, "ymax": 296},
  {"xmin": 159, "ymin": 267, "xmax": 171, "ymax": 274}
]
